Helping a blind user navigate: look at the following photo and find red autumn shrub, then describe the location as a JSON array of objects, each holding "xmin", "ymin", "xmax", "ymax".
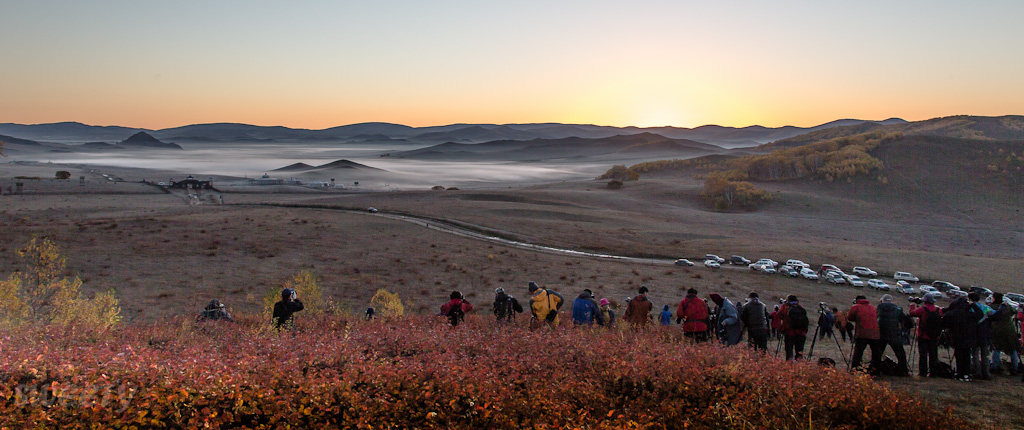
[{"xmin": 0, "ymin": 314, "xmax": 969, "ymax": 429}]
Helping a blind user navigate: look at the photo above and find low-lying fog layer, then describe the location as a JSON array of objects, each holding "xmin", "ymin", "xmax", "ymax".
[{"xmin": 8, "ymin": 141, "xmax": 615, "ymax": 189}]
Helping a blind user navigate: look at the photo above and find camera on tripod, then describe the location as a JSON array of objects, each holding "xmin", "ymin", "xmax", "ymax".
[{"xmin": 818, "ymin": 302, "xmax": 829, "ymax": 314}]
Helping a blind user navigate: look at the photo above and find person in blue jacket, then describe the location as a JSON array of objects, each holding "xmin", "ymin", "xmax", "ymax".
[
  {"xmin": 571, "ymin": 289, "xmax": 603, "ymax": 326},
  {"xmin": 659, "ymin": 305, "xmax": 673, "ymax": 325}
]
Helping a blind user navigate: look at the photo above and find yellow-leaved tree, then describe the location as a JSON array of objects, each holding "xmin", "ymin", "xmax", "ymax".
[
  {"xmin": 370, "ymin": 289, "xmax": 404, "ymax": 319},
  {"xmin": 263, "ymin": 269, "xmax": 340, "ymax": 321},
  {"xmin": 0, "ymin": 237, "xmax": 120, "ymax": 330}
]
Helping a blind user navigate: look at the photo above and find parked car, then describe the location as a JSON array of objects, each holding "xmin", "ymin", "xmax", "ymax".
[
  {"xmin": 867, "ymin": 279, "xmax": 891, "ymax": 291},
  {"xmin": 674, "ymin": 258, "xmax": 694, "ymax": 267},
  {"xmin": 705, "ymin": 254, "xmax": 725, "ymax": 264},
  {"xmin": 755, "ymin": 258, "xmax": 779, "ymax": 268},
  {"xmin": 367, "ymin": 207, "xmax": 379, "ymax": 213},
  {"xmin": 826, "ymin": 272, "xmax": 846, "ymax": 284},
  {"xmin": 1004, "ymin": 293, "xmax": 1024, "ymax": 304},
  {"xmin": 919, "ymin": 285, "xmax": 939, "ymax": 296},
  {"xmin": 896, "ymin": 282, "xmax": 915, "ymax": 295},
  {"xmin": 968, "ymin": 286, "xmax": 993, "ymax": 297},
  {"xmin": 779, "ymin": 265, "xmax": 800, "ymax": 277},
  {"xmin": 852, "ymin": 266, "xmax": 878, "ymax": 277},
  {"xmin": 1004, "ymin": 297, "xmax": 1019, "ymax": 309},
  {"xmin": 844, "ymin": 274, "xmax": 865, "ymax": 287},
  {"xmin": 894, "ymin": 271, "xmax": 919, "ymax": 283},
  {"xmin": 786, "ymin": 259, "xmax": 810, "ymax": 270},
  {"xmin": 800, "ymin": 268, "xmax": 819, "ymax": 280},
  {"xmin": 946, "ymin": 286, "xmax": 967, "ymax": 299},
  {"xmin": 818, "ymin": 264, "xmax": 842, "ymax": 276},
  {"xmin": 729, "ymin": 255, "xmax": 750, "ymax": 265},
  {"xmin": 704, "ymin": 259, "xmax": 721, "ymax": 268},
  {"xmin": 931, "ymin": 281, "xmax": 958, "ymax": 292},
  {"xmin": 749, "ymin": 263, "xmax": 776, "ymax": 274}
]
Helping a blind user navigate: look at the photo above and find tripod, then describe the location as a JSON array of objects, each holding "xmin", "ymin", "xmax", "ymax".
[{"xmin": 808, "ymin": 308, "xmax": 850, "ymax": 369}]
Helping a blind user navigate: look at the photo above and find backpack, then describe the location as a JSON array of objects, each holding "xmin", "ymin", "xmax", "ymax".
[
  {"xmin": 447, "ymin": 300, "xmax": 466, "ymax": 326},
  {"xmin": 494, "ymin": 295, "xmax": 521, "ymax": 320},
  {"xmin": 788, "ymin": 304, "xmax": 809, "ymax": 331},
  {"xmin": 933, "ymin": 361, "xmax": 954, "ymax": 379},
  {"xmin": 921, "ymin": 307, "xmax": 942, "ymax": 339}
]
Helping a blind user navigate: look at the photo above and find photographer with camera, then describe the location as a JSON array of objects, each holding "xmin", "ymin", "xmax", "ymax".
[
  {"xmin": 710, "ymin": 293, "xmax": 741, "ymax": 346},
  {"xmin": 877, "ymin": 295, "xmax": 910, "ymax": 376},
  {"xmin": 817, "ymin": 303, "xmax": 835, "ymax": 340},
  {"xmin": 740, "ymin": 292, "xmax": 771, "ymax": 352},
  {"xmin": 779, "ymin": 295, "xmax": 809, "ymax": 360},
  {"xmin": 272, "ymin": 288, "xmax": 304, "ymax": 329}
]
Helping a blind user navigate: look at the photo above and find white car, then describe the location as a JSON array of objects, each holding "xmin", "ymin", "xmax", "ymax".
[
  {"xmin": 748, "ymin": 263, "xmax": 776, "ymax": 274},
  {"xmin": 800, "ymin": 268, "xmax": 819, "ymax": 280},
  {"xmin": 867, "ymin": 279, "xmax": 890, "ymax": 291},
  {"xmin": 755, "ymin": 258, "xmax": 779, "ymax": 268},
  {"xmin": 844, "ymin": 274, "xmax": 865, "ymax": 287},
  {"xmin": 825, "ymin": 272, "xmax": 846, "ymax": 284},
  {"xmin": 946, "ymin": 286, "xmax": 967, "ymax": 299},
  {"xmin": 894, "ymin": 271, "xmax": 919, "ymax": 283},
  {"xmin": 704, "ymin": 259, "xmax": 721, "ymax": 268},
  {"xmin": 705, "ymin": 254, "xmax": 726, "ymax": 264},
  {"xmin": 674, "ymin": 258, "xmax": 694, "ymax": 267},
  {"xmin": 895, "ymin": 281, "xmax": 915, "ymax": 294},
  {"xmin": 919, "ymin": 285, "xmax": 939, "ymax": 296},
  {"xmin": 786, "ymin": 259, "xmax": 810, "ymax": 269},
  {"xmin": 852, "ymin": 266, "xmax": 878, "ymax": 277}
]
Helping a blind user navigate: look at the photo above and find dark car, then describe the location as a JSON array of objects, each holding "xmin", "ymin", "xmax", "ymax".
[
  {"xmin": 729, "ymin": 255, "xmax": 750, "ymax": 265},
  {"xmin": 968, "ymin": 286, "xmax": 992, "ymax": 297}
]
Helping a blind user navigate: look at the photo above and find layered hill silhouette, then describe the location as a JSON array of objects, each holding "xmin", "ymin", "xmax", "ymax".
[
  {"xmin": 273, "ymin": 159, "xmax": 383, "ymax": 172},
  {"xmin": 393, "ymin": 133, "xmax": 725, "ymax": 161},
  {"xmin": 0, "ymin": 118, "xmax": 907, "ymax": 148}
]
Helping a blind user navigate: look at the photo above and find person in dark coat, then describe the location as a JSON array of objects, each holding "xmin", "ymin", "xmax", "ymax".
[
  {"xmin": 623, "ymin": 286, "xmax": 654, "ymax": 328},
  {"xmin": 197, "ymin": 299, "xmax": 233, "ymax": 322},
  {"xmin": 272, "ymin": 288, "xmax": 304, "ymax": 329},
  {"xmin": 876, "ymin": 295, "xmax": 909, "ymax": 376},
  {"xmin": 818, "ymin": 306, "xmax": 835, "ymax": 339},
  {"xmin": 968, "ymin": 292, "xmax": 995, "ymax": 380},
  {"xmin": 739, "ymin": 292, "xmax": 771, "ymax": 352},
  {"xmin": 943, "ymin": 297, "xmax": 983, "ymax": 381},
  {"xmin": 492, "ymin": 288, "xmax": 523, "ymax": 324},
  {"xmin": 989, "ymin": 293, "xmax": 1021, "ymax": 374},
  {"xmin": 710, "ymin": 293, "xmax": 742, "ymax": 346}
]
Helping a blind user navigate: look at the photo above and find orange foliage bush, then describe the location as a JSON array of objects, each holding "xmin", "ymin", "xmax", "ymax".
[{"xmin": 1, "ymin": 315, "xmax": 969, "ymax": 429}]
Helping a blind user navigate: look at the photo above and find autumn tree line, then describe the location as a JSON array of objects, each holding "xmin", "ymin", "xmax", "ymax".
[{"xmin": 598, "ymin": 131, "xmax": 902, "ymax": 211}]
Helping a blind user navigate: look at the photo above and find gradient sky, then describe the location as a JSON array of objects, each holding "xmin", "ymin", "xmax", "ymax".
[{"xmin": 2, "ymin": 1, "xmax": 1022, "ymax": 130}]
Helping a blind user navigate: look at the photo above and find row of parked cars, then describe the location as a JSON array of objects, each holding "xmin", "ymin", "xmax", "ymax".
[{"xmin": 676, "ymin": 254, "xmax": 1023, "ymax": 308}]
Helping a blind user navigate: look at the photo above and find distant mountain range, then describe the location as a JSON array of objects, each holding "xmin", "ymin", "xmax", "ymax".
[
  {"xmin": 391, "ymin": 132, "xmax": 724, "ymax": 161},
  {"xmin": 0, "ymin": 131, "xmax": 180, "ymax": 154},
  {"xmin": 0, "ymin": 118, "xmax": 907, "ymax": 148}
]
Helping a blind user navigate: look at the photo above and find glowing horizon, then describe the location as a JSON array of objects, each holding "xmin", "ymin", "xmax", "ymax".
[{"xmin": 2, "ymin": 1, "xmax": 1021, "ymax": 131}]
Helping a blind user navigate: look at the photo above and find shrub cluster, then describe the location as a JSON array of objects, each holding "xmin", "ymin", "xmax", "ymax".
[{"xmin": 1, "ymin": 315, "xmax": 968, "ymax": 429}]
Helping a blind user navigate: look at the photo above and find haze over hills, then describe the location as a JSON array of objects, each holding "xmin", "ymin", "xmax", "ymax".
[
  {"xmin": 393, "ymin": 133, "xmax": 724, "ymax": 161},
  {"xmin": 0, "ymin": 118, "xmax": 906, "ymax": 148}
]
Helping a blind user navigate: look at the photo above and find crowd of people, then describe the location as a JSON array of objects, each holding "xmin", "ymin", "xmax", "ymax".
[
  {"xmin": 197, "ymin": 281, "xmax": 1024, "ymax": 383},
  {"xmin": 433, "ymin": 282, "xmax": 1024, "ymax": 382}
]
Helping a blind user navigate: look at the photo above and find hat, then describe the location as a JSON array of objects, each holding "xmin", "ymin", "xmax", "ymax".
[
  {"xmin": 495, "ymin": 287, "xmax": 505, "ymax": 295},
  {"xmin": 709, "ymin": 293, "xmax": 723, "ymax": 306},
  {"xmin": 881, "ymin": 294, "xmax": 893, "ymax": 303},
  {"xmin": 687, "ymin": 288, "xmax": 698, "ymax": 295},
  {"xmin": 923, "ymin": 294, "xmax": 935, "ymax": 303},
  {"xmin": 528, "ymin": 281, "xmax": 539, "ymax": 292},
  {"xmin": 855, "ymin": 295, "xmax": 867, "ymax": 301},
  {"xmin": 583, "ymin": 288, "xmax": 593, "ymax": 296},
  {"xmin": 787, "ymin": 295, "xmax": 798, "ymax": 302},
  {"xmin": 450, "ymin": 290, "xmax": 463, "ymax": 300},
  {"xmin": 748, "ymin": 292, "xmax": 759, "ymax": 299},
  {"xmin": 599, "ymin": 298, "xmax": 610, "ymax": 306}
]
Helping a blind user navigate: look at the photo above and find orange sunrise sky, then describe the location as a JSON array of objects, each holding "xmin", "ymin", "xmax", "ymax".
[{"xmin": 2, "ymin": 1, "xmax": 1022, "ymax": 130}]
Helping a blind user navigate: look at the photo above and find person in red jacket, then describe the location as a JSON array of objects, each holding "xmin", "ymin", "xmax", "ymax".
[
  {"xmin": 677, "ymin": 288, "xmax": 710, "ymax": 342},
  {"xmin": 909, "ymin": 293, "xmax": 943, "ymax": 377},
  {"xmin": 847, "ymin": 295, "xmax": 882, "ymax": 373},
  {"xmin": 779, "ymin": 295, "xmax": 809, "ymax": 360},
  {"xmin": 769, "ymin": 305, "xmax": 783, "ymax": 340},
  {"xmin": 440, "ymin": 290, "xmax": 473, "ymax": 327}
]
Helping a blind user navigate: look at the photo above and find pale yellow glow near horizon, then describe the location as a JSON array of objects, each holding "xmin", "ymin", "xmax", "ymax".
[{"xmin": 1, "ymin": 2, "xmax": 1021, "ymax": 131}]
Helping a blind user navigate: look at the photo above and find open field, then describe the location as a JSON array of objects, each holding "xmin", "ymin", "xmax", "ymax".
[{"xmin": 2, "ymin": 160, "xmax": 1024, "ymax": 428}]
